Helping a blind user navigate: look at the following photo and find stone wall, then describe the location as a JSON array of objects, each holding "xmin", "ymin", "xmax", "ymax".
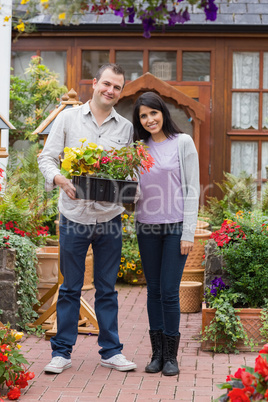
[
  {"xmin": 0, "ymin": 248, "xmax": 18, "ymax": 327},
  {"xmin": 204, "ymin": 239, "xmax": 230, "ymax": 288}
]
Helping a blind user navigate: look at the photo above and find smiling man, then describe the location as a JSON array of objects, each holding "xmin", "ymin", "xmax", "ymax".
[{"xmin": 38, "ymin": 64, "xmax": 136, "ymax": 374}]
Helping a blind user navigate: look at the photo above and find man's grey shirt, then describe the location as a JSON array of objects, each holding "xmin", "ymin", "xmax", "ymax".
[{"xmin": 38, "ymin": 101, "xmax": 133, "ymax": 224}]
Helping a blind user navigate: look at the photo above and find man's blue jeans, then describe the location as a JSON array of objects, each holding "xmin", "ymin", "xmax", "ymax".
[
  {"xmin": 136, "ymin": 221, "xmax": 188, "ymax": 336},
  {"xmin": 51, "ymin": 214, "xmax": 123, "ymax": 359}
]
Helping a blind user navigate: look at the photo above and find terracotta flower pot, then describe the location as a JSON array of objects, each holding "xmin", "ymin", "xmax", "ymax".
[
  {"xmin": 201, "ymin": 302, "xmax": 265, "ymax": 352},
  {"xmin": 181, "ymin": 268, "xmax": 204, "ymax": 302}
]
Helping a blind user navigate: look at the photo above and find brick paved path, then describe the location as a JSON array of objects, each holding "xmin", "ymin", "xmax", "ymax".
[{"xmin": 18, "ymin": 284, "xmax": 257, "ymax": 402}]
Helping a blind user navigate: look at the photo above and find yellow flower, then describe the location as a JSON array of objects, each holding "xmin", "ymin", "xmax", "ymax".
[
  {"xmin": 21, "ymin": 0, "xmax": 29, "ymax": 3},
  {"xmin": 17, "ymin": 344, "xmax": 22, "ymax": 349},
  {"xmin": 4, "ymin": 16, "xmax": 11, "ymax": 22},
  {"xmin": 15, "ymin": 332, "xmax": 24, "ymax": 340},
  {"xmin": 40, "ymin": 0, "xmax": 49, "ymax": 3},
  {"xmin": 127, "ymin": 262, "xmax": 132, "ymax": 269},
  {"xmin": 16, "ymin": 21, "xmax": 25, "ymax": 32},
  {"xmin": 123, "ymin": 214, "xmax": 128, "ymax": 219},
  {"xmin": 62, "ymin": 159, "xmax": 72, "ymax": 171},
  {"xmin": 97, "ymin": 145, "xmax": 104, "ymax": 151},
  {"xmin": 121, "ymin": 257, "xmax": 125, "ymax": 262},
  {"xmin": 58, "ymin": 12, "xmax": 66, "ymax": 20},
  {"xmin": 131, "ymin": 264, "xmax": 136, "ymax": 271},
  {"xmin": 117, "ymin": 272, "xmax": 123, "ymax": 277},
  {"xmin": 133, "ymin": 279, "xmax": 138, "ymax": 283},
  {"xmin": 87, "ymin": 143, "xmax": 98, "ymax": 149},
  {"xmin": 136, "ymin": 270, "xmax": 142, "ymax": 275},
  {"xmin": 79, "ymin": 138, "xmax": 87, "ymax": 143},
  {"xmin": 123, "ymin": 228, "xmax": 127, "ymax": 233}
]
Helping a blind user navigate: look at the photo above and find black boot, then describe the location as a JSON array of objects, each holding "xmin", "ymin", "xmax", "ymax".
[
  {"xmin": 145, "ymin": 330, "xmax": 163, "ymax": 373},
  {"xmin": 162, "ymin": 333, "xmax": 180, "ymax": 376}
]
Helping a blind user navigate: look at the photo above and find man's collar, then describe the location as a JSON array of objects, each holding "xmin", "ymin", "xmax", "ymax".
[{"xmin": 82, "ymin": 101, "xmax": 119, "ymax": 122}]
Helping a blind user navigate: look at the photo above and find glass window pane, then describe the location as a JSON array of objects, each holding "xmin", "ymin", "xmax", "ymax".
[
  {"xmin": 40, "ymin": 51, "xmax": 67, "ymax": 86},
  {"xmin": 231, "ymin": 141, "xmax": 258, "ymax": 178},
  {"xmin": 149, "ymin": 51, "xmax": 176, "ymax": 81},
  {"xmin": 82, "ymin": 50, "xmax": 109, "ymax": 80},
  {"xmin": 232, "ymin": 93, "xmax": 259, "ymax": 129},
  {"xmin": 182, "ymin": 52, "xmax": 210, "ymax": 82},
  {"xmin": 262, "ymin": 142, "xmax": 268, "ymax": 179},
  {"xmin": 263, "ymin": 93, "xmax": 268, "ymax": 129},
  {"xmin": 11, "ymin": 51, "xmax": 37, "ymax": 78},
  {"xmin": 115, "ymin": 51, "xmax": 143, "ymax": 81},
  {"xmin": 264, "ymin": 53, "xmax": 268, "ymax": 89},
  {"xmin": 233, "ymin": 52, "xmax": 259, "ymax": 89}
]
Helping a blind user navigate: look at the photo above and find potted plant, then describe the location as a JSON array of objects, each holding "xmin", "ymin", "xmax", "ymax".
[
  {"xmin": 118, "ymin": 212, "xmax": 146, "ymax": 285},
  {"xmin": 201, "ymin": 210, "xmax": 268, "ymax": 353},
  {"xmin": 60, "ymin": 138, "xmax": 154, "ymax": 203}
]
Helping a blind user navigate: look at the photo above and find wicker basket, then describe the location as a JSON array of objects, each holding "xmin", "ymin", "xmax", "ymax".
[
  {"xmin": 180, "ymin": 281, "xmax": 202, "ymax": 313},
  {"xmin": 184, "ymin": 228, "xmax": 212, "ymax": 270},
  {"xmin": 181, "ymin": 269, "xmax": 204, "ymax": 302}
]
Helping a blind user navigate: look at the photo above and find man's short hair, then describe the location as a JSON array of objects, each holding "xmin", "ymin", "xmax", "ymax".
[{"xmin": 95, "ymin": 63, "xmax": 126, "ymax": 85}]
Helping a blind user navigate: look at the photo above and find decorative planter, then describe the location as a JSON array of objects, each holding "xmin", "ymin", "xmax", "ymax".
[
  {"xmin": 184, "ymin": 228, "xmax": 212, "ymax": 271},
  {"xmin": 123, "ymin": 269, "xmax": 147, "ymax": 285},
  {"xmin": 36, "ymin": 245, "xmax": 94, "ymax": 310},
  {"xmin": 196, "ymin": 219, "xmax": 210, "ymax": 229},
  {"xmin": 181, "ymin": 268, "xmax": 204, "ymax": 302},
  {"xmin": 72, "ymin": 176, "xmax": 138, "ymax": 203},
  {"xmin": 201, "ymin": 302, "xmax": 264, "ymax": 352},
  {"xmin": 180, "ymin": 281, "xmax": 202, "ymax": 313}
]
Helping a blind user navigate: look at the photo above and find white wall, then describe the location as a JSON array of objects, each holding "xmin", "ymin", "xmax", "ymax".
[{"xmin": 0, "ymin": 0, "xmax": 12, "ymax": 169}]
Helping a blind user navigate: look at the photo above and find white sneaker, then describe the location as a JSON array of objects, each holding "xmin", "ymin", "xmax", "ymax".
[
  {"xmin": 100, "ymin": 354, "xmax": 137, "ymax": 371},
  {"xmin": 44, "ymin": 356, "xmax": 72, "ymax": 374}
]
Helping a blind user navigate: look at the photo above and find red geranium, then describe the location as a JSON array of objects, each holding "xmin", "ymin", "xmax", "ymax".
[
  {"xmin": 217, "ymin": 344, "xmax": 268, "ymax": 401},
  {"xmin": 7, "ymin": 387, "xmax": 21, "ymax": 400}
]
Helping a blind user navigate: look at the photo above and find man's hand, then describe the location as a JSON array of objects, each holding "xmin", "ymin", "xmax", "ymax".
[
  {"xmin": 54, "ymin": 174, "xmax": 76, "ymax": 200},
  {"xmin": 181, "ymin": 240, "xmax": 194, "ymax": 255}
]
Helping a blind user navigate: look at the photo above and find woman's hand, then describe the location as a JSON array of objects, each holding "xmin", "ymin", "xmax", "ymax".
[{"xmin": 181, "ymin": 240, "xmax": 194, "ymax": 255}]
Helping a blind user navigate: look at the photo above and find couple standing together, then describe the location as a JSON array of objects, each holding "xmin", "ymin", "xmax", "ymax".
[{"xmin": 38, "ymin": 63, "xmax": 200, "ymax": 377}]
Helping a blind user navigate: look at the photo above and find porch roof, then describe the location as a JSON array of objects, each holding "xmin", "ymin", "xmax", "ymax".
[{"xmin": 13, "ymin": 0, "xmax": 268, "ymax": 34}]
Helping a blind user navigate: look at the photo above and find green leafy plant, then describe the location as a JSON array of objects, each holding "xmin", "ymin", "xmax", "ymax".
[
  {"xmin": 200, "ymin": 172, "xmax": 257, "ymax": 228},
  {"xmin": 0, "ymin": 323, "xmax": 35, "ymax": 401},
  {"xmin": 0, "ymin": 230, "xmax": 40, "ymax": 330},
  {"xmin": 211, "ymin": 211, "xmax": 268, "ymax": 308},
  {"xmin": 202, "ymin": 211, "xmax": 268, "ymax": 353},
  {"xmin": 9, "ymin": 55, "xmax": 67, "ymax": 143},
  {"xmin": 0, "ymin": 144, "xmax": 59, "ymax": 243},
  {"xmin": 202, "ymin": 279, "xmax": 249, "ymax": 354},
  {"xmin": 117, "ymin": 213, "xmax": 145, "ymax": 284},
  {"xmin": 60, "ymin": 139, "xmax": 154, "ymax": 181},
  {"xmin": 215, "ymin": 343, "xmax": 268, "ymax": 401}
]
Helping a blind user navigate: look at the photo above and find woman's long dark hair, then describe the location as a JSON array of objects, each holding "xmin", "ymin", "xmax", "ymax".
[{"xmin": 133, "ymin": 92, "xmax": 183, "ymax": 142}]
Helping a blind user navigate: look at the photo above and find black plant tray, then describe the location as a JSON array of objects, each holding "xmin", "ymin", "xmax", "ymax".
[{"xmin": 72, "ymin": 176, "xmax": 138, "ymax": 203}]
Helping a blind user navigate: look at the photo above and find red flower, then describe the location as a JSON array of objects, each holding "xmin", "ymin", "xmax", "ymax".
[
  {"xmin": 7, "ymin": 387, "xmax": 21, "ymax": 400},
  {"xmin": 228, "ymin": 386, "xmax": 255, "ymax": 401},
  {"xmin": 259, "ymin": 344, "xmax": 268, "ymax": 354},
  {"xmin": 265, "ymin": 389, "xmax": 268, "ymax": 399},
  {"xmin": 255, "ymin": 355, "xmax": 268, "ymax": 381},
  {"xmin": 240, "ymin": 370, "xmax": 256, "ymax": 387},
  {"xmin": 0, "ymin": 352, "xmax": 8, "ymax": 362},
  {"xmin": 226, "ymin": 374, "xmax": 235, "ymax": 381},
  {"xmin": 234, "ymin": 367, "xmax": 245, "ymax": 379}
]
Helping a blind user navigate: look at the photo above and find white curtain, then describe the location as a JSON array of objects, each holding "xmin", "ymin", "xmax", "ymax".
[
  {"xmin": 40, "ymin": 51, "xmax": 67, "ymax": 86},
  {"xmin": 231, "ymin": 141, "xmax": 258, "ymax": 178},
  {"xmin": 232, "ymin": 52, "xmax": 259, "ymax": 129}
]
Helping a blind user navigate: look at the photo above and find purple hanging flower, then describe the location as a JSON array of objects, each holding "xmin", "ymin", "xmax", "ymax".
[
  {"xmin": 142, "ymin": 17, "xmax": 156, "ymax": 39},
  {"xmin": 127, "ymin": 7, "xmax": 135, "ymax": 24},
  {"xmin": 114, "ymin": 7, "xmax": 124, "ymax": 18},
  {"xmin": 201, "ymin": 0, "xmax": 218, "ymax": 22}
]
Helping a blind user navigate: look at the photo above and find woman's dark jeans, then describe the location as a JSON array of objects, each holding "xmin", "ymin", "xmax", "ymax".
[{"xmin": 136, "ymin": 221, "xmax": 188, "ymax": 336}]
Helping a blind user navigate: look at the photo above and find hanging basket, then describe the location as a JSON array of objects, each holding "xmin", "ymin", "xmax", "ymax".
[{"xmin": 72, "ymin": 176, "xmax": 138, "ymax": 204}]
